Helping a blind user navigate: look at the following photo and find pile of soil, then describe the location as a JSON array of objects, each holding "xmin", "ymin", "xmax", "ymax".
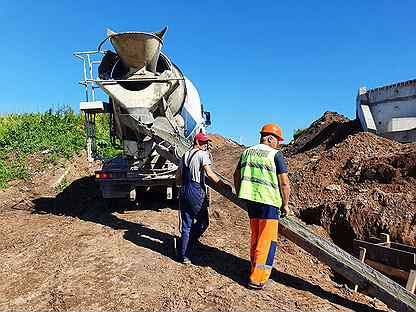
[
  {"xmin": 286, "ymin": 112, "xmax": 361, "ymax": 156},
  {"xmin": 284, "ymin": 112, "xmax": 416, "ymax": 251}
]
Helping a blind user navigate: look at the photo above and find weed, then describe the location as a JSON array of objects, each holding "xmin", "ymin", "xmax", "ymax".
[
  {"xmin": 55, "ymin": 178, "xmax": 69, "ymax": 193},
  {"xmin": 0, "ymin": 108, "xmax": 121, "ymax": 188},
  {"xmin": 293, "ymin": 128, "xmax": 308, "ymax": 140}
]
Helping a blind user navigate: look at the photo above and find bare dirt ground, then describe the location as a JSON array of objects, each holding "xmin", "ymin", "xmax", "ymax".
[{"xmin": 0, "ymin": 143, "xmax": 389, "ymax": 311}]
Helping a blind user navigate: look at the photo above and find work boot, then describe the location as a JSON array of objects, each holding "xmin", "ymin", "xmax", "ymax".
[
  {"xmin": 181, "ymin": 257, "xmax": 192, "ymax": 265},
  {"xmin": 247, "ymin": 281, "xmax": 265, "ymax": 290}
]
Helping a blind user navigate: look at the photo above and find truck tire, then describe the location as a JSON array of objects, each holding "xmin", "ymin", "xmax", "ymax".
[{"xmin": 103, "ymin": 198, "xmax": 130, "ymax": 213}]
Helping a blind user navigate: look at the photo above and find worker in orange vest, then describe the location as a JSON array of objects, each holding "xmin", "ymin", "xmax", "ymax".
[{"xmin": 234, "ymin": 124, "xmax": 291, "ymax": 289}]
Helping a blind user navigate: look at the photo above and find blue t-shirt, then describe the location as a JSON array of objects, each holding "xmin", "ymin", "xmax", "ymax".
[{"xmin": 274, "ymin": 151, "xmax": 288, "ymax": 175}]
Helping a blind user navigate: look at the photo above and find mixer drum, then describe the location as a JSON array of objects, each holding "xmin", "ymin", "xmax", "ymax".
[
  {"xmin": 96, "ymin": 29, "xmax": 204, "ymax": 162},
  {"xmin": 97, "ymin": 30, "xmax": 187, "ymax": 140}
]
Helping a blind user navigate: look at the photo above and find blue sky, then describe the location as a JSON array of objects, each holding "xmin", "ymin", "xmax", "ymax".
[{"xmin": 1, "ymin": 1, "xmax": 416, "ymax": 145}]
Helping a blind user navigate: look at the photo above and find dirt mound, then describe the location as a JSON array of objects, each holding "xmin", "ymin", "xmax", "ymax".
[
  {"xmin": 344, "ymin": 149, "xmax": 416, "ymax": 183},
  {"xmin": 285, "ymin": 111, "xmax": 361, "ymax": 156},
  {"xmin": 287, "ymin": 113, "xmax": 416, "ymax": 250}
]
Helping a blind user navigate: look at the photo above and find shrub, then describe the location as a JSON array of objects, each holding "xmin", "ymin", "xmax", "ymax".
[
  {"xmin": 293, "ymin": 128, "xmax": 308, "ymax": 141},
  {"xmin": 0, "ymin": 108, "xmax": 121, "ymax": 188}
]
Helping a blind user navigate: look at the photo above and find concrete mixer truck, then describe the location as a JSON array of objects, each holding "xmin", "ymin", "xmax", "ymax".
[{"xmin": 74, "ymin": 27, "xmax": 211, "ymax": 203}]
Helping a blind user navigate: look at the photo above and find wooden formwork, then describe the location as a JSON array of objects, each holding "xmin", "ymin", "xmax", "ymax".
[{"xmin": 353, "ymin": 233, "xmax": 416, "ymax": 294}]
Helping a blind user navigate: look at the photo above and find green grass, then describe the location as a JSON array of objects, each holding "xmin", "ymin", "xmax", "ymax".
[
  {"xmin": 293, "ymin": 128, "xmax": 308, "ymax": 141},
  {"xmin": 0, "ymin": 108, "xmax": 121, "ymax": 189},
  {"xmin": 54, "ymin": 177, "xmax": 70, "ymax": 193}
]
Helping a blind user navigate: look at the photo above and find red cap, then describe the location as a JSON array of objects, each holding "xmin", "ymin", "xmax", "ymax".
[{"xmin": 195, "ymin": 133, "xmax": 211, "ymax": 143}]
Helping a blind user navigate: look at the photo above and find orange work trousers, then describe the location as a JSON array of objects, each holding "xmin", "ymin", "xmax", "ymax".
[{"xmin": 249, "ymin": 218, "xmax": 278, "ymax": 286}]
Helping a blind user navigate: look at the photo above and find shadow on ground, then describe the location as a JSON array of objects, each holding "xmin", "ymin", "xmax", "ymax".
[{"xmin": 31, "ymin": 176, "xmax": 383, "ymax": 312}]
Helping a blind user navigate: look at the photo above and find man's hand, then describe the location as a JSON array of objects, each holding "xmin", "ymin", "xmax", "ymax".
[
  {"xmin": 203, "ymin": 165, "xmax": 233, "ymax": 193},
  {"xmin": 280, "ymin": 204, "xmax": 290, "ymax": 218}
]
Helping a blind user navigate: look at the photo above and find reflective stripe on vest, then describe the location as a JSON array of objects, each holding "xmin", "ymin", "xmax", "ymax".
[{"xmin": 238, "ymin": 144, "xmax": 282, "ymax": 208}]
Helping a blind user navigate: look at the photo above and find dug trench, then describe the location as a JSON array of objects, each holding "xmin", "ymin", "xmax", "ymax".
[{"xmin": 298, "ymin": 201, "xmax": 357, "ymax": 253}]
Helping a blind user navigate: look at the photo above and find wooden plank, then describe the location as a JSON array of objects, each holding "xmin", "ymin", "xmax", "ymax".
[
  {"xmin": 368, "ymin": 236, "xmax": 384, "ymax": 244},
  {"xmin": 354, "ymin": 247, "xmax": 367, "ymax": 292},
  {"xmin": 365, "ymin": 259, "xmax": 410, "ymax": 282},
  {"xmin": 353, "ymin": 239, "xmax": 416, "ymax": 271},
  {"xmin": 380, "ymin": 233, "xmax": 391, "ymax": 248},
  {"xmin": 368, "ymin": 237, "xmax": 390, "ymax": 247},
  {"xmin": 206, "ymin": 180, "xmax": 416, "ymax": 312},
  {"xmin": 391, "ymin": 243, "xmax": 416, "ymax": 255},
  {"xmin": 407, "ymin": 270, "xmax": 416, "ymax": 294},
  {"xmin": 380, "ymin": 233, "xmax": 390, "ymax": 242}
]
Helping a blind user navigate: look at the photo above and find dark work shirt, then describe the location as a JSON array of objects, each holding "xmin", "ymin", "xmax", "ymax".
[{"xmin": 274, "ymin": 151, "xmax": 288, "ymax": 175}]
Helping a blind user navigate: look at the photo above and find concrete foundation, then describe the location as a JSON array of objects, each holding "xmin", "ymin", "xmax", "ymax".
[{"xmin": 357, "ymin": 79, "xmax": 416, "ymax": 143}]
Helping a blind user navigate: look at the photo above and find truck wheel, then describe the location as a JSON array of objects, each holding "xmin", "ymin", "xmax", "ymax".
[
  {"xmin": 169, "ymin": 186, "xmax": 180, "ymax": 209},
  {"xmin": 103, "ymin": 198, "xmax": 129, "ymax": 213}
]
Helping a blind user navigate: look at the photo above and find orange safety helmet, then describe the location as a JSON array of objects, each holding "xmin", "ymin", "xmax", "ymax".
[{"xmin": 260, "ymin": 124, "xmax": 284, "ymax": 142}]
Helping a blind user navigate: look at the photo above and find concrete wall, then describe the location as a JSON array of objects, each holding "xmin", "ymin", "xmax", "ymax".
[
  {"xmin": 357, "ymin": 79, "xmax": 416, "ymax": 143},
  {"xmin": 370, "ymin": 100, "xmax": 416, "ymax": 132}
]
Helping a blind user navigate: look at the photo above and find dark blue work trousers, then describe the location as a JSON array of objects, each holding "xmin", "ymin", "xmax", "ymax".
[{"xmin": 179, "ymin": 182, "xmax": 209, "ymax": 260}]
